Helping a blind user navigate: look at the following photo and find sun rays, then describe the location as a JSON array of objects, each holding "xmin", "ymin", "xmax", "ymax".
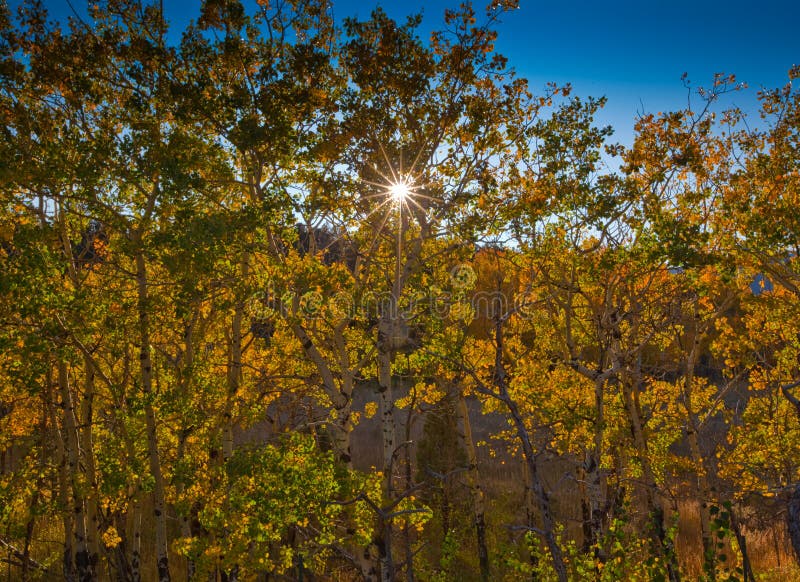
[
  {"xmin": 359, "ymin": 141, "xmax": 438, "ymax": 224},
  {"xmin": 389, "ymin": 180, "xmax": 411, "ymax": 204},
  {"xmin": 310, "ymin": 142, "xmax": 437, "ymax": 261}
]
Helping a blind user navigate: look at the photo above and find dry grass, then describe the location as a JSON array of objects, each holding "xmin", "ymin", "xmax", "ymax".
[{"xmin": 673, "ymin": 499, "xmax": 800, "ymax": 580}]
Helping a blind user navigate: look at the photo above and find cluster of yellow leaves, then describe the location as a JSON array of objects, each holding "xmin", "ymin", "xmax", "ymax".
[{"xmin": 101, "ymin": 526, "xmax": 122, "ymax": 549}]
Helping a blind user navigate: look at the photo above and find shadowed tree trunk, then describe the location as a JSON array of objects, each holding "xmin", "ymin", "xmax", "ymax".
[
  {"xmin": 782, "ymin": 380, "xmax": 800, "ymax": 566},
  {"xmin": 789, "ymin": 485, "xmax": 800, "ymax": 569},
  {"xmin": 729, "ymin": 507, "xmax": 755, "ymax": 582}
]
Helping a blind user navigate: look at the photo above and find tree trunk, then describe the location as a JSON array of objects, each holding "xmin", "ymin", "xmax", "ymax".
[
  {"xmin": 114, "ymin": 371, "xmax": 143, "ymax": 582},
  {"xmin": 521, "ymin": 455, "xmax": 539, "ymax": 580},
  {"xmin": 681, "ymin": 317, "xmax": 716, "ymax": 579},
  {"xmin": 22, "ymin": 440, "xmax": 43, "ymax": 582},
  {"xmin": 53, "ymin": 202, "xmax": 92, "ymax": 581},
  {"xmin": 223, "ymin": 254, "xmax": 249, "ymax": 462},
  {"xmin": 129, "ymin": 495, "xmax": 143, "ymax": 582},
  {"xmin": 57, "ymin": 359, "xmax": 95, "ymax": 582},
  {"xmin": 291, "ymin": 322, "xmax": 355, "ymax": 466},
  {"xmin": 378, "ymin": 319, "xmax": 397, "ymax": 485},
  {"xmin": 376, "ymin": 316, "xmax": 397, "ymax": 582},
  {"xmin": 788, "ymin": 483, "xmax": 800, "ymax": 567},
  {"xmin": 453, "ymin": 385, "xmax": 490, "ymax": 582},
  {"xmin": 687, "ymin": 424, "xmax": 715, "ymax": 579},
  {"xmin": 331, "ymin": 369, "xmax": 356, "ymax": 467},
  {"xmin": 44, "ymin": 365, "xmax": 75, "ymax": 582},
  {"xmin": 581, "ymin": 376, "xmax": 608, "ymax": 560},
  {"xmin": 620, "ymin": 377, "xmax": 680, "ymax": 582},
  {"xmin": 108, "ymin": 394, "xmax": 141, "ymax": 582},
  {"xmin": 134, "ymin": 240, "xmax": 171, "ymax": 582},
  {"xmin": 330, "ymin": 401, "xmax": 355, "ymax": 466},
  {"xmin": 176, "ymin": 314, "xmax": 199, "ymax": 582},
  {"xmin": 403, "ymin": 398, "xmax": 416, "ymax": 582},
  {"xmin": 175, "ymin": 432, "xmax": 195, "ymax": 582},
  {"xmin": 729, "ymin": 506, "xmax": 755, "ymax": 582},
  {"xmin": 489, "ymin": 318, "xmax": 567, "ymax": 582},
  {"xmin": 81, "ymin": 354, "xmax": 101, "ymax": 577},
  {"xmin": 684, "ymin": 390, "xmax": 715, "ymax": 577},
  {"xmin": 509, "ymin": 396, "xmax": 568, "ymax": 582}
]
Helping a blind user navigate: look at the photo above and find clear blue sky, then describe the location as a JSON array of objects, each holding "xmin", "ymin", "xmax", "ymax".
[
  {"xmin": 20, "ymin": 0, "xmax": 800, "ymax": 143},
  {"xmin": 335, "ymin": 0, "xmax": 799, "ymax": 144}
]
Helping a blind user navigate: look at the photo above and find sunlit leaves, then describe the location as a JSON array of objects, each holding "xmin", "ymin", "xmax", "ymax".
[{"xmin": 177, "ymin": 433, "xmax": 373, "ymax": 577}]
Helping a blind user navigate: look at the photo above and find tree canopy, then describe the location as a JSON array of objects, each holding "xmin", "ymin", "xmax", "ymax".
[{"xmin": 2, "ymin": 1, "xmax": 800, "ymax": 581}]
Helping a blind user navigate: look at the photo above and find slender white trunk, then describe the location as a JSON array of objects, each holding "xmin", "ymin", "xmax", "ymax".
[
  {"xmin": 57, "ymin": 359, "xmax": 94, "ymax": 582},
  {"xmin": 46, "ymin": 366, "xmax": 76, "ymax": 582},
  {"xmin": 134, "ymin": 237, "xmax": 171, "ymax": 582}
]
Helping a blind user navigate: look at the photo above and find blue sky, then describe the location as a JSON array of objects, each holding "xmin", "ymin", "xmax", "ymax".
[
  {"xmin": 336, "ymin": 0, "xmax": 799, "ymax": 144},
  {"xmin": 20, "ymin": 0, "xmax": 800, "ymax": 143}
]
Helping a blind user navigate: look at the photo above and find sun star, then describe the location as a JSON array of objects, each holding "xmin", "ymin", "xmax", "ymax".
[{"xmin": 389, "ymin": 180, "xmax": 411, "ymax": 204}]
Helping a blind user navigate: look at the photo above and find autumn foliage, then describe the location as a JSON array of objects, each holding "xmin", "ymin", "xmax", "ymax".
[{"xmin": 2, "ymin": 1, "xmax": 800, "ymax": 581}]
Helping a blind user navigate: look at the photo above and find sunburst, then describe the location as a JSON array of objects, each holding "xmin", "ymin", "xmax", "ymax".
[
  {"xmin": 389, "ymin": 180, "xmax": 411, "ymax": 205},
  {"xmin": 360, "ymin": 141, "xmax": 438, "ymax": 220}
]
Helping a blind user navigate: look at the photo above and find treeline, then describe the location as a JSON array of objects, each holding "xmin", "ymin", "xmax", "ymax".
[{"xmin": 1, "ymin": 0, "xmax": 800, "ymax": 580}]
